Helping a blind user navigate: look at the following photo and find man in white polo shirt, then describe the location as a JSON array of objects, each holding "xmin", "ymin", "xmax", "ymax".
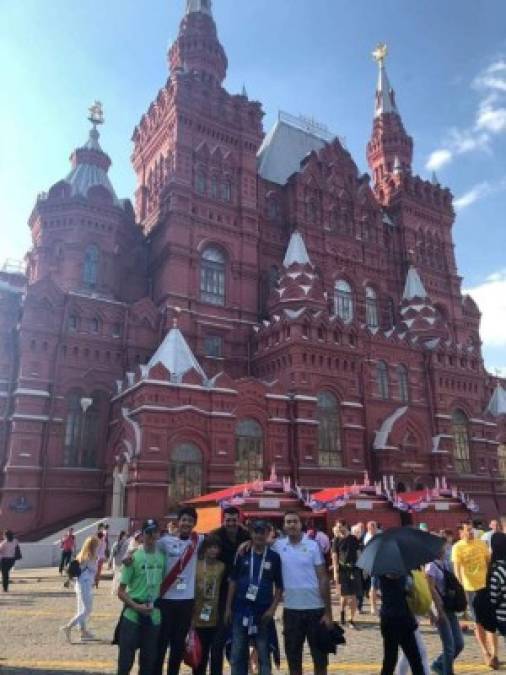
[{"xmin": 271, "ymin": 511, "xmax": 333, "ymax": 675}]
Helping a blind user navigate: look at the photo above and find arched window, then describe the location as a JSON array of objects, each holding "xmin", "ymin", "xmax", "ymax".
[
  {"xmin": 195, "ymin": 171, "xmax": 206, "ymax": 195},
  {"xmin": 317, "ymin": 392, "xmax": 342, "ymax": 467},
  {"xmin": 200, "ymin": 247, "xmax": 226, "ymax": 306},
  {"xmin": 386, "ymin": 297, "xmax": 396, "ymax": 329},
  {"xmin": 83, "ymin": 245, "xmax": 99, "ymax": 289},
  {"xmin": 81, "ymin": 391, "xmax": 108, "ymax": 468},
  {"xmin": 63, "ymin": 392, "xmax": 83, "ymax": 466},
  {"xmin": 235, "ymin": 419, "xmax": 263, "ymax": 483},
  {"xmin": 397, "ymin": 365, "xmax": 409, "ymax": 403},
  {"xmin": 335, "ymin": 280, "xmax": 353, "ymax": 323},
  {"xmin": 453, "ymin": 410, "xmax": 471, "ymax": 474},
  {"xmin": 365, "ymin": 286, "xmax": 379, "ymax": 328},
  {"xmin": 221, "ymin": 180, "xmax": 232, "ymax": 202},
  {"xmin": 377, "ymin": 361, "xmax": 389, "ymax": 399},
  {"xmin": 90, "ymin": 317, "xmax": 100, "ymax": 334},
  {"xmin": 210, "ymin": 175, "xmax": 219, "ymax": 199},
  {"xmin": 169, "ymin": 443, "xmax": 203, "ymax": 502}
]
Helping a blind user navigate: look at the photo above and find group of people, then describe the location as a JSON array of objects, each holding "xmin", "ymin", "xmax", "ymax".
[{"xmin": 26, "ymin": 511, "xmax": 506, "ymax": 675}]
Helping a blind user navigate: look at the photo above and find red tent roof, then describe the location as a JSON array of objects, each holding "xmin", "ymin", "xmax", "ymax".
[
  {"xmin": 187, "ymin": 482, "xmax": 255, "ymax": 504},
  {"xmin": 396, "ymin": 490, "xmax": 427, "ymax": 505},
  {"xmin": 311, "ymin": 486, "xmax": 355, "ymax": 502}
]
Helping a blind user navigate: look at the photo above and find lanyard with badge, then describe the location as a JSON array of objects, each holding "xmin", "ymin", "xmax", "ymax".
[
  {"xmin": 199, "ymin": 560, "xmax": 218, "ymax": 623},
  {"xmin": 243, "ymin": 548, "xmax": 268, "ymax": 635},
  {"xmin": 176, "ymin": 540, "xmax": 190, "ymax": 591}
]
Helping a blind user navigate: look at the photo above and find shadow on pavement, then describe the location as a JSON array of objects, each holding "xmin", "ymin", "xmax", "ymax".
[{"xmin": 0, "ymin": 670, "xmax": 110, "ymax": 675}]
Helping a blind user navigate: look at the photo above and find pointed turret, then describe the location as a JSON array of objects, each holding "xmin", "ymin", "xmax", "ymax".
[
  {"xmin": 367, "ymin": 44, "xmax": 413, "ymax": 188},
  {"xmin": 268, "ymin": 231, "xmax": 326, "ymax": 315},
  {"xmin": 397, "ymin": 265, "xmax": 448, "ymax": 343},
  {"xmin": 147, "ymin": 318, "xmax": 207, "ymax": 383},
  {"xmin": 486, "ymin": 383, "xmax": 506, "ymax": 417},
  {"xmin": 169, "ymin": 0, "xmax": 227, "ymax": 85}
]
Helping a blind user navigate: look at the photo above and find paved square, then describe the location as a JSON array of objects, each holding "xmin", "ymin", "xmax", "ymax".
[{"xmin": 0, "ymin": 568, "xmax": 492, "ymax": 674}]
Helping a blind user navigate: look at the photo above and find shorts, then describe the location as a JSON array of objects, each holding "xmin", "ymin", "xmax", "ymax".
[
  {"xmin": 339, "ymin": 566, "xmax": 362, "ymax": 597},
  {"xmin": 283, "ymin": 608, "xmax": 328, "ymax": 671}
]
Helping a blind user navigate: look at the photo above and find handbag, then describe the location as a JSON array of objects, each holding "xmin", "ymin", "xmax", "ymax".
[{"xmin": 183, "ymin": 628, "xmax": 202, "ymax": 669}]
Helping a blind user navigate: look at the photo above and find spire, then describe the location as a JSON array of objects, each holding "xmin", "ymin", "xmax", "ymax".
[
  {"xmin": 147, "ymin": 324, "xmax": 207, "ymax": 382},
  {"xmin": 403, "ymin": 266, "xmax": 428, "ymax": 301},
  {"xmin": 186, "ymin": 0, "xmax": 212, "ymax": 15},
  {"xmin": 60, "ymin": 101, "xmax": 118, "ymax": 201},
  {"xmin": 367, "ymin": 44, "xmax": 413, "ymax": 187},
  {"xmin": 373, "ymin": 43, "xmax": 399, "ymax": 118},
  {"xmin": 486, "ymin": 383, "xmax": 506, "ymax": 417},
  {"xmin": 431, "ymin": 171, "xmax": 440, "ymax": 186},
  {"xmin": 283, "ymin": 231, "xmax": 312, "ymax": 268}
]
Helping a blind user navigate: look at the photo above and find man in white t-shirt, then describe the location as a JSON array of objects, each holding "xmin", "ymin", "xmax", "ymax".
[
  {"xmin": 482, "ymin": 519, "xmax": 502, "ymax": 549},
  {"xmin": 271, "ymin": 511, "xmax": 333, "ymax": 675},
  {"xmin": 153, "ymin": 506, "xmax": 204, "ymax": 675}
]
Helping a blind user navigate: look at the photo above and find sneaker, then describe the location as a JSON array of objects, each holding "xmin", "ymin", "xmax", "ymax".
[
  {"xmin": 60, "ymin": 626, "xmax": 72, "ymax": 643},
  {"xmin": 80, "ymin": 630, "xmax": 96, "ymax": 641},
  {"xmin": 349, "ymin": 620, "xmax": 360, "ymax": 631}
]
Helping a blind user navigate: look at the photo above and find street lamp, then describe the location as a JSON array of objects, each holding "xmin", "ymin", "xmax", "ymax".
[{"xmin": 79, "ymin": 397, "xmax": 93, "ymax": 466}]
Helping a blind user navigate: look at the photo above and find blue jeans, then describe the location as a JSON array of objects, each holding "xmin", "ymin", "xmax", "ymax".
[
  {"xmin": 231, "ymin": 615, "xmax": 271, "ymax": 675},
  {"xmin": 432, "ymin": 612, "xmax": 464, "ymax": 675}
]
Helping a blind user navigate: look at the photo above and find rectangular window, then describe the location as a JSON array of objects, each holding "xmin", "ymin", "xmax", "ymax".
[{"xmin": 204, "ymin": 335, "xmax": 223, "ymax": 358}]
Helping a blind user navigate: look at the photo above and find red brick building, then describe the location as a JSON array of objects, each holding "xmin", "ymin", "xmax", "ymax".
[{"xmin": 1, "ymin": 0, "xmax": 506, "ymax": 537}]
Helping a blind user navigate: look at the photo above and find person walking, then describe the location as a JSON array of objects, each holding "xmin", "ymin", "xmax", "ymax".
[
  {"xmin": 210, "ymin": 506, "xmax": 251, "ymax": 675},
  {"xmin": 482, "ymin": 520, "xmax": 502, "ymax": 549},
  {"xmin": 425, "ymin": 542, "xmax": 464, "ymax": 675},
  {"xmin": 452, "ymin": 521, "xmax": 497, "ymax": 668},
  {"xmin": 363, "ymin": 521, "xmax": 379, "ymax": 615},
  {"xmin": 226, "ymin": 521, "xmax": 283, "ymax": 675},
  {"xmin": 488, "ymin": 532, "xmax": 506, "ymax": 641},
  {"xmin": 192, "ymin": 536, "xmax": 225, "ymax": 675},
  {"xmin": 95, "ymin": 530, "xmax": 107, "ymax": 588},
  {"xmin": 117, "ymin": 519, "xmax": 165, "ymax": 675},
  {"xmin": 61, "ymin": 535, "xmax": 99, "ymax": 642},
  {"xmin": 0, "ymin": 530, "xmax": 19, "ymax": 592},
  {"xmin": 110, "ymin": 530, "xmax": 129, "ymax": 596},
  {"xmin": 154, "ymin": 506, "xmax": 204, "ymax": 675},
  {"xmin": 59, "ymin": 528, "xmax": 76, "ymax": 575},
  {"xmin": 271, "ymin": 511, "xmax": 333, "ymax": 675},
  {"xmin": 336, "ymin": 524, "xmax": 361, "ymax": 628}
]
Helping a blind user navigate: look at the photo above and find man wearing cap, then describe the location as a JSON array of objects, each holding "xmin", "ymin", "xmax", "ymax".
[
  {"xmin": 117, "ymin": 519, "xmax": 165, "ymax": 675},
  {"xmin": 225, "ymin": 520, "xmax": 283, "ymax": 675}
]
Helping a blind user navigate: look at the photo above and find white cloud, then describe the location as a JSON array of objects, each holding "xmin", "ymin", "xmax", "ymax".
[
  {"xmin": 426, "ymin": 149, "xmax": 452, "ymax": 171},
  {"xmin": 454, "ymin": 177, "xmax": 506, "ymax": 211},
  {"xmin": 465, "ymin": 270, "xmax": 506, "ymax": 348},
  {"xmin": 425, "ymin": 56, "xmax": 506, "ymax": 172}
]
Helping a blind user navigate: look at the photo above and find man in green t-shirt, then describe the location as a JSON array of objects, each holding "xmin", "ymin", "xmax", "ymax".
[{"xmin": 117, "ymin": 519, "xmax": 165, "ymax": 675}]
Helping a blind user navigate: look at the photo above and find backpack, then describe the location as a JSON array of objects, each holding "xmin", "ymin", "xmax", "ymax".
[
  {"xmin": 67, "ymin": 559, "xmax": 81, "ymax": 579},
  {"xmin": 406, "ymin": 569, "xmax": 432, "ymax": 616},
  {"xmin": 435, "ymin": 563, "xmax": 467, "ymax": 613}
]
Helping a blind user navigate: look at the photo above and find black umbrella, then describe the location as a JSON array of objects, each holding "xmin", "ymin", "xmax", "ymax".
[{"xmin": 357, "ymin": 527, "xmax": 444, "ymax": 576}]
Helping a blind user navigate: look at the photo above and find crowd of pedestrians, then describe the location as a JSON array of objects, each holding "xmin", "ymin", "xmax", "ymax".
[{"xmin": 7, "ymin": 511, "xmax": 506, "ymax": 674}]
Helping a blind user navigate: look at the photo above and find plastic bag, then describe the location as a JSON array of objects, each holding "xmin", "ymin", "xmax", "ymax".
[
  {"xmin": 183, "ymin": 628, "xmax": 202, "ymax": 669},
  {"xmin": 406, "ymin": 569, "xmax": 432, "ymax": 616}
]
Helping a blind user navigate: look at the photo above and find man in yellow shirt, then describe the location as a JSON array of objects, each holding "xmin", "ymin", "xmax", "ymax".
[{"xmin": 452, "ymin": 521, "xmax": 497, "ymax": 669}]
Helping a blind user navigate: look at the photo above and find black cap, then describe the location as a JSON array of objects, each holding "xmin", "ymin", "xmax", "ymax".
[
  {"xmin": 142, "ymin": 519, "xmax": 159, "ymax": 534},
  {"xmin": 250, "ymin": 519, "xmax": 269, "ymax": 533}
]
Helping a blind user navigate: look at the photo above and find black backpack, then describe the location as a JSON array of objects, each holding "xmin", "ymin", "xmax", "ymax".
[
  {"xmin": 436, "ymin": 563, "xmax": 467, "ymax": 613},
  {"xmin": 67, "ymin": 559, "xmax": 81, "ymax": 579}
]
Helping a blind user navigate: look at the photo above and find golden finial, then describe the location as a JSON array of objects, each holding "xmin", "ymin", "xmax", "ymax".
[
  {"xmin": 372, "ymin": 43, "xmax": 388, "ymax": 67},
  {"xmin": 88, "ymin": 100, "xmax": 104, "ymax": 126}
]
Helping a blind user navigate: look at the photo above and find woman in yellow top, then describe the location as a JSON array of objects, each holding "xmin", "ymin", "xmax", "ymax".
[{"xmin": 192, "ymin": 535, "xmax": 225, "ymax": 675}]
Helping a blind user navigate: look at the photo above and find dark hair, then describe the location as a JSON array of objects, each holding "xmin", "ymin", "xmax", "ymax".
[
  {"xmin": 5, "ymin": 530, "xmax": 14, "ymax": 542},
  {"xmin": 223, "ymin": 506, "xmax": 240, "ymax": 517},
  {"xmin": 178, "ymin": 506, "xmax": 198, "ymax": 523},
  {"xmin": 198, "ymin": 535, "xmax": 222, "ymax": 559},
  {"xmin": 491, "ymin": 532, "xmax": 506, "ymax": 563},
  {"xmin": 119, "ymin": 530, "xmax": 127, "ymax": 539},
  {"xmin": 97, "ymin": 531, "xmax": 104, "ymax": 540},
  {"xmin": 283, "ymin": 510, "xmax": 301, "ymax": 522}
]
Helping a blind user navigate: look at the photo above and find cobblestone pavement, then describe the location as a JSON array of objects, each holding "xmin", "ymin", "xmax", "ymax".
[{"xmin": 0, "ymin": 568, "xmax": 494, "ymax": 674}]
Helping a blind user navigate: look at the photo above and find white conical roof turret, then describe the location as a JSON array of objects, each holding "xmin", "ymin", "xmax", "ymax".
[
  {"xmin": 283, "ymin": 231, "xmax": 312, "ymax": 268},
  {"xmin": 403, "ymin": 266, "xmax": 428, "ymax": 301},
  {"xmin": 147, "ymin": 322, "xmax": 207, "ymax": 381},
  {"xmin": 186, "ymin": 0, "xmax": 212, "ymax": 15},
  {"xmin": 486, "ymin": 383, "xmax": 506, "ymax": 417}
]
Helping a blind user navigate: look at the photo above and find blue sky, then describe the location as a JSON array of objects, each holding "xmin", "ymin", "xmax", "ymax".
[{"xmin": 1, "ymin": 0, "xmax": 505, "ymax": 372}]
